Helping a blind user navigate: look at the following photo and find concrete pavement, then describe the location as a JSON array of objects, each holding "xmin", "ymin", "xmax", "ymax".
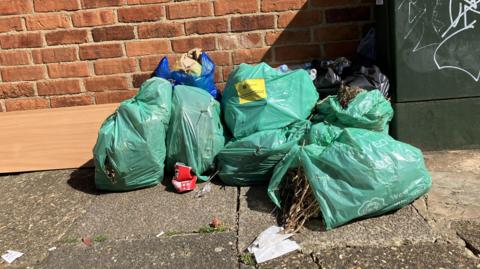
[{"xmin": 0, "ymin": 150, "xmax": 479, "ymax": 268}]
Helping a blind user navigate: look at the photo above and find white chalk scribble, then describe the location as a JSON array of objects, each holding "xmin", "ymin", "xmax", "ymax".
[{"xmin": 399, "ymin": 0, "xmax": 480, "ymax": 81}]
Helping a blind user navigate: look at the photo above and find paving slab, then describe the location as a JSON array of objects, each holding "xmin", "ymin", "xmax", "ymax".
[
  {"xmin": 257, "ymin": 252, "xmax": 318, "ymax": 269},
  {"xmin": 297, "ymin": 204, "xmax": 435, "ymax": 252},
  {"xmin": 69, "ymin": 179, "xmax": 238, "ymax": 240},
  {"xmin": 0, "ymin": 169, "xmax": 96, "ymax": 268},
  {"xmin": 313, "ymin": 242, "xmax": 480, "ymax": 269},
  {"xmin": 238, "ymin": 187, "xmax": 435, "ymax": 255},
  {"xmin": 238, "ymin": 186, "xmax": 277, "ymax": 252},
  {"xmin": 39, "ymin": 232, "xmax": 238, "ymax": 269},
  {"xmin": 427, "ymin": 172, "xmax": 480, "ymax": 222},
  {"xmin": 453, "ymin": 220, "xmax": 480, "ymax": 256},
  {"xmin": 424, "ymin": 150, "xmax": 480, "ymax": 174}
]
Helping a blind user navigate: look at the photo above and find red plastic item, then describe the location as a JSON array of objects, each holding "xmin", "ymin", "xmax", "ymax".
[{"xmin": 172, "ymin": 162, "xmax": 197, "ymax": 193}]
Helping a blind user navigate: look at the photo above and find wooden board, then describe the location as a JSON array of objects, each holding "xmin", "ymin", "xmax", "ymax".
[{"xmin": 0, "ymin": 104, "xmax": 118, "ymax": 173}]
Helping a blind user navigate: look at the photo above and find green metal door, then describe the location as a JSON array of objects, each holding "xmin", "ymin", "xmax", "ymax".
[{"xmin": 376, "ymin": 0, "xmax": 480, "ymax": 150}]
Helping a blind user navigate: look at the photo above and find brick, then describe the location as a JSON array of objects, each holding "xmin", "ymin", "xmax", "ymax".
[
  {"xmin": 127, "ymin": 0, "xmax": 169, "ymax": 4},
  {"xmin": 50, "ymin": 95, "xmax": 94, "ymax": 108},
  {"xmin": 138, "ymin": 22, "xmax": 184, "ymax": 39},
  {"xmin": 265, "ymin": 30, "xmax": 310, "ymax": 45},
  {"xmin": 323, "ymin": 41, "xmax": 359, "ymax": 58},
  {"xmin": 46, "ymin": 30, "xmax": 88, "ymax": 45},
  {"xmin": 0, "ymin": 17, "xmax": 23, "ymax": 33},
  {"xmin": 172, "ymin": 36, "xmax": 216, "ymax": 53},
  {"xmin": 37, "ymin": 80, "xmax": 82, "ymax": 96},
  {"xmin": 6, "ymin": 98, "xmax": 49, "ymax": 112},
  {"xmin": 275, "ymin": 44, "xmax": 321, "ymax": 62},
  {"xmin": 217, "ymin": 33, "xmax": 263, "ymax": 50},
  {"xmin": 118, "ymin": 5, "xmax": 164, "ymax": 22},
  {"xmin": 79, "ymin": 43, "xmax": 123, "ymax": 60},
  {"xmin": 85, "ymin": 76, "xmax": 129, "ymax": 92},
  {"xmin": 208, "ymin": 51, "xmax": 230, "ymax": 66},
  {"xmin": 167, "ymin": 2, "xmax": 213, "ymax": 19},
  {"xmin": 94, "ymin": 58, "xmax": 137, "ymax": 75},
  {"xmin": 47, "ymin": 62, "xmax": 90, "ymax": 78},
  {"xmin": 132, "ymin": 73, "xmax": 151, "ymax": 88},
  {"xmin": 216, "ymin": 82, "xmax": 226, "ymax": 92},
  {"xmin": 0, "ymin": 0, "xmax": 32, "ymax": 15},
  {"xmin": 232, "ymin": 48, "xmax": 271, "ymax": 64},
  {"xmin": 214, "ymin": 0, "xmax": 258, "ymax": 16},
  {"xmin": 31, "ymin": 50, "xmax": 41, "ymax": 63},
  {"xmin": 1, "ymin": 66, "xmax": 45, "ymax": 81},
  {"xmin": 231, "ymin": 15, "xmax": 275, "ymax": 32},
  {"xmin": 278, "ymin": 10, "xmax": 323, "ymax": 28},
  {"xmin": 0, "ymin": 33, "xmax": 42, "ymax": 49},
  {"xmin": 222, "ymin": 66, "xmax": 233, "ymax": 81},
  {"xmin": 139, "ymin": 56, "xmax": 161, "ymax": 72},
  {"xmin": 81, "ymin": 0, "xmax": 125, "ymax": 9},
  {"xmin": 128, "ymin": 0, "xmax": 169, "ymax": 3},
  {"xmin": 261, "ymin": 0, "xmax": 307, "ymax": 12},
  {"xmin": 215, "ymin": 68, "xmax": 223, "ymax": 83},
  {"xmin": 0, "ymin": 51, "xmax": 30, "ymax": 66},
  {"xmin": 0, "ymin": 82, "xmax": 35, "ymax": 98},
  {"xmin": 92, "ymin": 26, "xmax": 135, "ymax": 42},
  {"xmin": 185, "ymin": 18, "xmax": 227, "ymax": 35},
  {"xmin": 71, "ymin": 10, "xmax": 115, "ymax": 27},
  {"xmin": 34, "ymin": 47, "xmax": 77, "ymax": 64},
  {"xmin": 95, "ymin": 90, "xmax": 137, "ymax": 104},
  {"xmin": 314, "ymin": 25, "xmax": 360, "ymax": 42},
  {"xmin": 325, "ymin": 6, "xmax": 371, "ymax": 23},
  {"xmin": 34, "ymin": 0, "xmax": 79, "ymax": 12},
  {"xmin": 126, "ymin": 40, "xmax": 170, "ymax": 56},
  {"xmin": 26, "ymin": 14, "xmax": 69, "ymax": 31},
  {"xmin": 139, "ymin": 55, "xmax": 171, "ymax": 71}
]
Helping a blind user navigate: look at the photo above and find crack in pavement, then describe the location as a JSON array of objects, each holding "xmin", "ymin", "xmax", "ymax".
[{"xmin": 456, "ymin": 231, "xmax": 480, "ymax": 258}]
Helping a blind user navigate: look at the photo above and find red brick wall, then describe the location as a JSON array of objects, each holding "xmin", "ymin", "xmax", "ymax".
[{"xmin": 0, "ymin": 0, "xmax": 375, "ymax": 112}]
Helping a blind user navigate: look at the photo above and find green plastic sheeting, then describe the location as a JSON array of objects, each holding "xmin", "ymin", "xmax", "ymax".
[
  {"xmin": 315, "ymin": 90, "xmax": 393, "ymax": 133},
  {"xmin": 166, "ymin": 85, "xmax": 225, "ymax": 181},
  {"xmin": 217, "ymin": 121, "xmax": 310, "ymax": 186},
  {"xmin": 222, "ymin": 63, "xmax": 318, "ymax": 139},
  {"xmin": 93, "ymin": 77, "xmax": 172, "ymax": 191},
  {"xmin": 268, "ymin": 126, "xmax": 432, "ymax": 230},
  {"xmin": 307, "ymin": 122, "xmax": 343, "ymax": 146}
]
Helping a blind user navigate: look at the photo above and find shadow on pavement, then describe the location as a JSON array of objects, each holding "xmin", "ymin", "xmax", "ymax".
[{"xmin": 67, "ymin": 168, "xmax": 99, "ymax": 195}]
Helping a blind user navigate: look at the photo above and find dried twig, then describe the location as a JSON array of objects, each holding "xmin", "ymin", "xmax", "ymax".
[
  {"xmin": 280, "ymin": 168, "xmax": 320, "ymax": 233},
  {"xmin": 337, "ymin": 83, "xmax": 365, "ymax": 109}
]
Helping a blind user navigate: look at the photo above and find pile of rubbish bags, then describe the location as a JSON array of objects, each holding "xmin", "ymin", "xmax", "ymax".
[{"xmin": 93, "ymin": 49, "xmax": 431, "ymax": 231}]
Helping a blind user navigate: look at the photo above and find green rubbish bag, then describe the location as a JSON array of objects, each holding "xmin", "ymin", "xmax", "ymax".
[
  {"xmin": 166, "ymin": 85, "xmax": 225, "ymax": 181},
  {"xmin": 222, "ymin": 63, "xmax": 318, "ymax": 138},
  {"xmin": 268, "ymin": 127, "xmax": 432, "ymax": 230},
  {"xmin": 93, "ymin": 77, "xmax": 172, "ymax": 191},
  {"xmin": 217, "ymin": 121, "xmax": 310, "ymax": 186},
  {"xmin": 315, "ymin": 90, "xmax": 393, "ymax": 133}
]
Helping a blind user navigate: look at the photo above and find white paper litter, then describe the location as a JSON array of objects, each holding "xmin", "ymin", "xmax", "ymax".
[
  {"xmin": 248, "ymin": 225, "xmax": 300, "ymax": 264},
  {"xmin": 2, "ymin": 250, "xmax": 24, "ymax": 264}
]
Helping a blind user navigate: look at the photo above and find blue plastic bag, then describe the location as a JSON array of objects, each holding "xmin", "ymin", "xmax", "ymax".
[{"xmin": 154, "ymin": 52, "xmax": 218, "ymax": 99}]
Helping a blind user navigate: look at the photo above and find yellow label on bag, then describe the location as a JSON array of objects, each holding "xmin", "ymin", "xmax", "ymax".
[{"xmin": 235, "ymin": 78, "xmax": 267, "ymax": 104}]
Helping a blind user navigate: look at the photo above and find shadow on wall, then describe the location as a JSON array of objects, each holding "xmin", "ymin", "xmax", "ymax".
[
  {"xmin": 259, "ymin": 0, "xmax": 375, "ymax": 67},
  {"xmin": 132, "ymin": 0, "xmax": 376, "ymax": 90}
]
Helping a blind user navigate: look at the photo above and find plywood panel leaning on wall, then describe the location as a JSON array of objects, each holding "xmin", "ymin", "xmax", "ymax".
[{"xmin": 0, "ymin": 104, "xmax": 118, "ymax": 173}]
